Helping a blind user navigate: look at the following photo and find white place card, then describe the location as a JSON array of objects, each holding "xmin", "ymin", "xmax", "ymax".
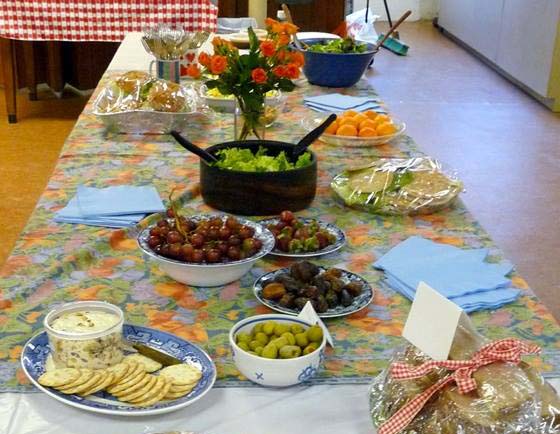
[
  {"xmin": 402, "ymin": 281, "xmax": 472, "ymax": 360},
  {"xmin": 298, "ymin": 301, "xmax": 334, "ymax": 347}
]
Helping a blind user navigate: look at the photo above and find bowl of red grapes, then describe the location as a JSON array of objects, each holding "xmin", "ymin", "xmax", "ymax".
[
  {"xmin": 259, "ymin": 210, "xmax": 346, "ymax": 258},
  {"xmin": 138, "ymin": 212, "xmax": 275, "ymax": 286}
]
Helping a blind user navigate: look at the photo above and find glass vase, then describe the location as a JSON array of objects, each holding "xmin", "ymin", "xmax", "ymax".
[{"xmin": 234, "ymin": 98, "xmax": 266, "ymax": 141}]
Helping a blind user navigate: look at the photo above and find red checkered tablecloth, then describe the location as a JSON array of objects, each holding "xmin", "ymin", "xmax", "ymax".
[{"xmin": 0, "ymin": 0, "xmax": 217, "ymax": 41}]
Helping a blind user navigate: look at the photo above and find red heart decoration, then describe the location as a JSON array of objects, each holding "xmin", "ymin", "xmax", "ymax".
[
  {"xmin": 180, "ymin": 64, "xmax": 189, "ymax": 76},
  {"xmin": 186, "ymin": 52, "xmax": 196, "ymax": 63}
]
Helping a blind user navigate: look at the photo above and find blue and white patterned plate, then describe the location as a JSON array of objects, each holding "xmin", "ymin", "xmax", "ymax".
[
  {"xmin": 258, "ymin": 217, "xmax": 346, "ymax": 258},
  {"xmin": 253, "ymin": 267, "xmax": 374, "ymax": 318},
  {"xmin": 21, "ymin": 324, "xmax": 216, "ymax": 416}
]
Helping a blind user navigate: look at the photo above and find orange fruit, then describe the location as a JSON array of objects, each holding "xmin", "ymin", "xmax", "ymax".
[
  {"xmin": 336, "ymin": 124, "xmax": 358, "ymax": 136},
  {"xmin": 373, "ymin": 114, "xmax": 390, "ymax": 127},
  {"xmin": 358, "ymin": 127, "xmax": 377, "ymax": 137},
  {"xmin": 325, "ymin": 120, "xmax": 339, "ymax": 135},
  {"xmin": 339, "ymin": 117, "xmax": 359, "ymax": 128},
  {"xmin": 352, "ymin": 113, "xmax": 368, "ymax": 124},
  {"xmin": 376, "ymin": 122, "xmax": 397, "ymax": 136},
  {"xmin": 364, "ymin": 110, "xmax": 378, "ymax": 120},
  {"xmin": 343, "ymin": 110, "xmax": 358, "ymax": 117},
  {"xmin": 358, "ymin": 119, "xmax": 377, "ymax": 131}
]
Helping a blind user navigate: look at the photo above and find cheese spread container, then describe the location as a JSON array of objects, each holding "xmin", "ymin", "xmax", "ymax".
[{"xmin": 44, "ymin": 301, "xmax": 124, "ymax": 369}]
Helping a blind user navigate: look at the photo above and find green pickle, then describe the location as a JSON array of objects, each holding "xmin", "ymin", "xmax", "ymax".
[
  {"xmin": 279, "ymin": 345, "xmax": 302, "ymax": 359},
  {"xmin": 262, "ymin": 321, "xmax": 277, "ymax": 336},
  {"xmin": 262, "ymin": 343, "xmax": 278, "ymax": 359},
  {"xmin": 295, "ymin": 332, "xmax": 309, "ymax": 348},
  {"xmin": 307, "ymin": 325, "xmax": 323, "ymax": 343},
  {"xmin": 273, "ymin": 323, "xmax": 291, "ymax": 337},
  {"xmin": 281, "ymin": 332, "xmax": 296, "ymax": 346}
]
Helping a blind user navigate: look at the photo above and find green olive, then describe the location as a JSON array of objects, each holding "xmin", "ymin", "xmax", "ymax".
[
  {"xmin": 303, "ymin": 342, "xmax": 319, "ymax": 355},
  {"xmin": 236, "ymin": 332, "xmax": 252, "ymax": 344},
  {"xmin": 281, "ymin": 332, "xmax": 296, "ymax": 346},
  {"xmin": 279, "ymin": 345, "xmax": 302, "ymax": 359},
  {"xmin": 262, "ymin": 321, "xmax": 277, "ymax": 336},
  {"xmin": 254, "ymin": 346, "xmax": 264, "ymax": 356},
  {"xmin": 290, "ymin": 324, "xmax": 305, "ymax": 335},
  {"xmin": 238, "ymin": 341, "xmax": 250, "ymax": 352},
  {"xmin": 307, "ymin": 325, "xmax": 324, "ymax": 343},
  {"xmin": 249, "ymin": 340, "xmax": 261, "ymax": 351},
  {"xmin": 262, "ymin": 343, "xmax": 278, "ymax": 359},
  {"xmin": 270, "ymin": 336, "xmax": 288, "ymax": 350},
  {"xmin": 255, "ymin": 332, "xmax": 269, "ymax": 346},
  {"xmin": 253, "ymin": 323, "xmax": 264, "ymax": 334},
  {"xmin": 273, "ymin": 323, "xmax": 291, "ymax": 337},
  {"xmin": 295, "ymin": 332, "xmax": 309, "ymax": 348}
]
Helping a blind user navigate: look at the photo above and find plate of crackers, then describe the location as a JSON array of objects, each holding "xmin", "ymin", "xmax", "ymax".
[{"xmin": 21, "ymin": 324, "xmax": 216, "ymax": 415}]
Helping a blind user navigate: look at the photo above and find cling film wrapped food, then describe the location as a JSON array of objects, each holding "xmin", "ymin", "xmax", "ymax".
[
  {"xmin": 330, "ymin": 157, "xmax": 463, "ymax": 215},
  {"xmin": 370, "ymin": 321, "xmax": 560, "ymax": 434},
  {"xmin": 93, "ymin": 71, "xmax": 210, "ymax": 133}
]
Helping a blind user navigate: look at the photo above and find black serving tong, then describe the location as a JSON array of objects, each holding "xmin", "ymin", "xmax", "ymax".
[
  {"xmin": 292, "ymin": 113, "xmax": 337, "ymax": 159},
  {"xmin": 170, "ymin": 130, "xmax": 218, "ymax": 164}
]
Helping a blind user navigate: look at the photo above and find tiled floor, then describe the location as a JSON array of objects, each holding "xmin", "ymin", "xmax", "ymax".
[
  {"xmin": 370, "ymin": 21, "xmax": 560, "ymax": 318},
  {"xmin": 1, "ymin": 20, "xmax": 559, "ymax": 318}
]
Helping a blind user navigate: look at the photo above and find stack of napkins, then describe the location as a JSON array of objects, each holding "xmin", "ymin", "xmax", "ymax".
[
  {"xmin": 374, "ymin": 236, "xmax": 521, "ymax": 313},
  {"xmin": 54, "ymin": 185, "xmax": 165, "ymax": 228},
  {"xmin": 303, "ymin": 93, "xmax": 382, "ymax": 113}
]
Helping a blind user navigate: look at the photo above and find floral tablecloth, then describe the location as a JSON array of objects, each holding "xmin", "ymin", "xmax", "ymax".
[{"xmin": 1, "ymin": 74, "xmax": 559, "ymax": 392}]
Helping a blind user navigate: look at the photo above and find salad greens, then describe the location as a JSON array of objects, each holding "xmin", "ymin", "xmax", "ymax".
[
  {"xmin": 213, "ymin": 147, "xmax": 312, "ymax": 172},
  {"xmin": 308, "ymin": 37, "xmax": 368, "ymax": 54}
]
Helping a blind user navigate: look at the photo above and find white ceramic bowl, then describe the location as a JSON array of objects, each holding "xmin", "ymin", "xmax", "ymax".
[
  {"xmin": 229, "ymin": 314, "xmax": 327, "ymax": 387},
  {"xmin": 137, "ymin": 215, "xmax": 275, "ymax": 287}
]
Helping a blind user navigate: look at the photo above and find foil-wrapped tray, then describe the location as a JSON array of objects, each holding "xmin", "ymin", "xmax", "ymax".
[{"xmin": 92, "ymin": 71, "xmax": 210, "ymax": 134}]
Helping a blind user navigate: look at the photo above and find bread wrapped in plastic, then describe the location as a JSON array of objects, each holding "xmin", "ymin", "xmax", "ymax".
[
  {"xmin": 370, "ymin": 322, "xmax": 560, "ymax": 434},
  {"xmin": 331, "ymin": 157, "xmax": 463, "ymax": 215}
]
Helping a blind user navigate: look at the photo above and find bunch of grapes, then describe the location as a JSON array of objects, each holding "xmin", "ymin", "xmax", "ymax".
[{"xmin": 147, "ymin": 212, "xmax": 263, "ymax": 264}]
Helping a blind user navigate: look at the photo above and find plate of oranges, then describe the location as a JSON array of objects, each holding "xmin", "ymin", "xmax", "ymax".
[{"xmin": 302, "ymin": 110, "xmax": 406, "ymax": 147}]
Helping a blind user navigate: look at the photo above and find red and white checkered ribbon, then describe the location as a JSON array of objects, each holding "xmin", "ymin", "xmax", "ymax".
[
  {"xmin": 378, "ymin": 339, "xmax": 541, "ymax": 434},
  {"xmin": 0, "ymin": 0, "xmax": 217, "ymax": 42}
]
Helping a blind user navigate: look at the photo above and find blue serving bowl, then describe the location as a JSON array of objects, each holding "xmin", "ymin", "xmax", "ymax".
[{"xmin": 297, "ymin": 39, "xmax": 377, "ymax": 88}]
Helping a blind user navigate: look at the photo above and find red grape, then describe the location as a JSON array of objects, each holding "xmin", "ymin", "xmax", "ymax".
[
  {"xmin": 169, "ymin": 243, "xmax": 182, "ymax": 258},
  {"xmin": 149, "ymin": 227, "xmax": 162, "ymax": 237},
  {"xmin": 227, "ymin": 246, "xmax": 241, "ymax": 260},
  {"xmin": 228, "ymin": 235, "xmax": 241, "ymax": 246},
  {"xmin": 280, "ymin": 210, "xmax": 295, "ymax": 223},
  {"xmin": 206, "ymin": 249, "xmax": 221, "ymax": 263},
  {"xmin": 166, "ymin": 209, "xmax": 175, "ymax": 218},
  {"xmin": 157, "ymin": 219, "xmax": 169, "ymax": 228},
  {"xmin": 225, "ymin": 216, "xmax": 239, "ymax": 230},
  {"xmin": 217, "ymin": 241, "xmax": 229, "ymax": 254},
  {"xmin": 218, "ymin": 227, "xmax": 231, "ymax": 240},
  {"xmin": 238, "ymin": 226, "xmax": 255, "ymax": 239},
  {"xmin": 253, "ymin": 238, "xmax": 263, "ymax": 250},
  {"xmin": 190, "ymin": 233, "xmax": 205, "ymax": 248},
  {"xmin": 167, "ymin": 231, "xmax": 184, "ymax": 244},
  {"xmin": 180, "ymin": 244, "xmax": 194, "ymax": 261},
  {"xmin": 192, "ymin": 249, "xmax": 204, "ymax": 263},
  {"xmin": 207, "ymin": 228, "xmax": 220, "ymax": 240},
  {"xmin": 147, "ymin": 235, "xmax": 161, "ymax": 248}
]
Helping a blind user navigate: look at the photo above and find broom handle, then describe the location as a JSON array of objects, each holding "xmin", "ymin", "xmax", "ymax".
[
  {"xmin": 382, "ymin": 0, "xmax": 394, "ymax": 27},
  {"xmin": 374, "ymin": 9, "xmax": 411, "ymax": 50}
]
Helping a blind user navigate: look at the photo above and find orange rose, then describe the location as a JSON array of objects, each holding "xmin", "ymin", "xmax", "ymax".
[
  {"xmin": 265, "ymin": 17, "xmax": 278, "ymax": 29},
  {"xmin": 276, "ymin": 49, "xmax": 288, "ymax": 62},
  {"xmin": 251, "ymin": 67, "xmax": 268, "ymax": 84},
  {"xmin": 272, "ymin": 65, "xmax": 287, "ymax": 78},
  {"xmin": 259, "ymin": 40, "xmax": 276, "ymax": 57},
  {"xmin": 212, "ymin": 37, "xmax": 227, "ymax": 47},
  {"xmin": 198, "ymin": 52, "xmax": 211, "ymax": 67},
  {"xmin": 278, "ymin": 33, "xmax": 291, "ymax": 46},
  {"xmin": 209, "ymin": 55, "xmax": 227, "ymax": 75},
  {"xmin": 288, "ymin": 51, "xmax": 305, "ymax": 67},
  {"xmin": 283, "ymin": 22, "xmax": 299, "ymax": 35},
  {"xmin": 185, "ymin": 64, "xmax": 201, "ymax": 79},
  {"xmin": 285, "ymin": 63, "xmax": 300, "ymax": 79}
]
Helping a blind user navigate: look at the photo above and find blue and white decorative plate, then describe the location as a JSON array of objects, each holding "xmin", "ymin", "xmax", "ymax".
[
  {"xmin": 21, "ymin": 324, "xmax": 216, "ymax": 416},
  {"xmin": 258, "ymin": 217, "xmax": 346, "ymax": 258},
  {"xmin": 253, "ymin": 267, "xmax": 374, "ymax": 318}
]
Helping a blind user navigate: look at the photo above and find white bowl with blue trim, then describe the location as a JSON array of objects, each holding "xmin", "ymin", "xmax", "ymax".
[{"xmin": 229, "ymin": 314, "xmax": 327, "ymax": 387}]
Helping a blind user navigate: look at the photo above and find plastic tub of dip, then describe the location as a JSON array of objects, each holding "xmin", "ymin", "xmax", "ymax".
[{"xmin": 44, "ymin": 301, "xmax": 124, "ymax": 369}]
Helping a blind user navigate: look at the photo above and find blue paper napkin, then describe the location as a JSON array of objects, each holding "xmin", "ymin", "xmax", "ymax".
[
  {"xmin": 375, "ymin": 236, "xmax": 521, "ymax": 312},
  {"xmin": 76, "ymin": 185, "xmax": 165, "ymax": 217},
  {"xmin": 304, "ymin": 93, "xmax": 379, "ymax": 110}
]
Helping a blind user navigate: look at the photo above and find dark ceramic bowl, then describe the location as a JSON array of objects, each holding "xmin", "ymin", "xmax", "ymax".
[
  {"xmin": 297, "ymin": 38, "xmax": 377, "ymax": 88},
  {"xmin": 200, "ymin": 140, "xmax": 317, "ymax": 216}
]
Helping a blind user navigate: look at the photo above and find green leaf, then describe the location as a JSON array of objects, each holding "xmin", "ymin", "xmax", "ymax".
[{"xmin": 247, "ymin": 27, "xmax": 259, "ymax": 52}]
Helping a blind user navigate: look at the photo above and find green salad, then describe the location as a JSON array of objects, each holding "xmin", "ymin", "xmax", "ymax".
[
  {"xmin": 308, "ymin": 37, "xmax": 368, "ymax": 54},
  {"xmin": 213, "ymin": 147, "xmax": 312, "ymax": 172}
]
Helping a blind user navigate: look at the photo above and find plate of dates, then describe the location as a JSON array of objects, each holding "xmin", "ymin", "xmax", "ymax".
[{"xmin": 253, "ymin": 261, "xmax": 374, "ymax": 318}]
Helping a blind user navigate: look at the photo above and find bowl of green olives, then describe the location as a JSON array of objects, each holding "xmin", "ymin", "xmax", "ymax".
[{"xmin": 229, "ymin": 314, "xmax": 326, "ymax": 387}]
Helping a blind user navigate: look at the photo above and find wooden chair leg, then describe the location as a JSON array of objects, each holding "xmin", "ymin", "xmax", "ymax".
[
  {"xmin": 0, "ymin": 38, "xmax": 17, "ymax": 123},
  {"xmin": 22, "ymin": 41, "xmax": 37, "ymax": 101},
  {"xmin": 46, "ymin": 41, "xmax": 64, "ymax": 95}
]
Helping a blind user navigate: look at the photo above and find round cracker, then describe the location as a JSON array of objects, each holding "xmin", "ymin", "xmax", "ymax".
[
  {"xmin": 80, "ymin": 372, "xmax": 115, "ymax": 396},
  {"xmin": 109, "ymin": 363, "xmax": 143, "ymax": 390},
  {"xmin": 55, "ymin": 369, "xmax": 94, "ymax": 391},
  {"xmin": 159, "ymin": 364, "xmax": 202, "ymax": 386},
  {"xmin": 38, "ymin": 368, "xmax": 81, "ymax": 388},
  {"xmin": 113, "ymin": 373, "xmax": 152, "ymax": 397},
  {"xmin": 108, "ymin": 370, "xmax": 146, "ymax": 394},
  {"xmin": 60, "ymin": 372, "xmax": 102, "ymax": 395},
  {"xmin": 164, "ymin": 384, "xmax": 195, "ymax": 400},
  {"xmin": 134, "ymin": 380, "xmax": 171, "ymax": 407},
  {"xmin": 118, "ymin": 375, "xmax": 158, "ymax": 402},
  {"xmin": 124, "ymin": 354, "xmax": 162, "ymax": 373},
  {"xmin": 169, "ymin": 382, "xmax": 198, "ymax": 393},
  {"xmin": 128, "ymin": 377, "xmax": 167, "ymax": 404},
  {"xmin": 106, "ymin": 363, "xmax": 130, "ymax": 385}
]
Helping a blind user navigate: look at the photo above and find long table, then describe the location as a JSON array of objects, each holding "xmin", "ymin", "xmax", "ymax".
[{"xmin": 1, "ymin": 33, "xmax": 560, "ymax": 433}]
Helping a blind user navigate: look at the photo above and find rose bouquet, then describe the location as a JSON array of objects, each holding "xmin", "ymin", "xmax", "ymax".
[{"xmin": 198, "ymin": 18, "xmax": 304, "ymax": 140}]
